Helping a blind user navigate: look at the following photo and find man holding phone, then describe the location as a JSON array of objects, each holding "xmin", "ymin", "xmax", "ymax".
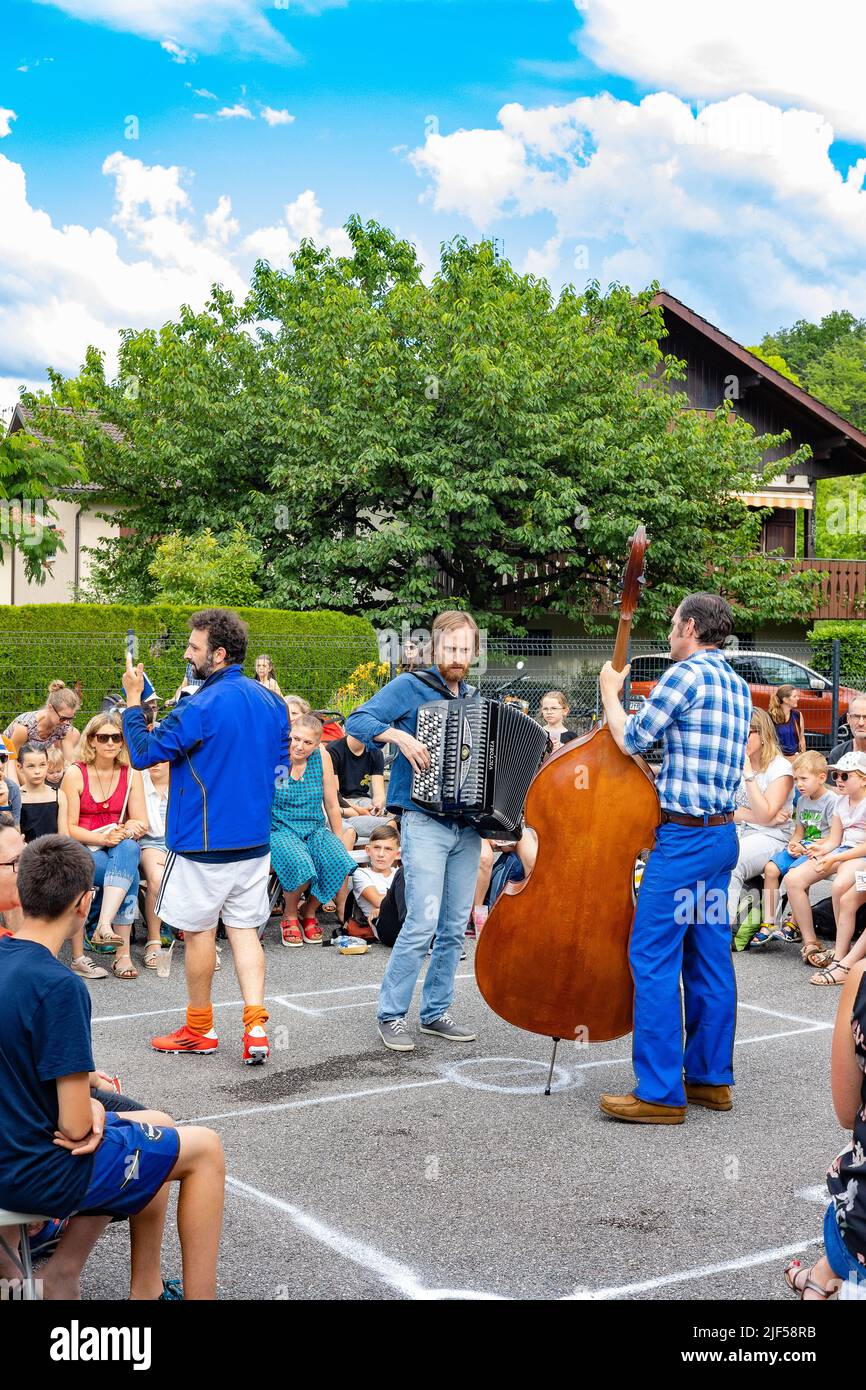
[{"xmin": 122, "ymin": 609, "xmax": 288, "ymax": 1066}]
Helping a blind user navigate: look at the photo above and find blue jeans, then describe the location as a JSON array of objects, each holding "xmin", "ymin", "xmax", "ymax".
[
  {"xmin": 824, "ymin": 1201, "xmax": 866, "ymax": 1284},
  {"xmin": 89, "ymin": 840, "xmax": 141, "ymax": 926},
  {"xmin": 630, "ymin": 820, "xmax": 739, "ymax": 1107},
  {"xmin": 377, "ymin": 810, "xmax": 481, "ymax": 1024}
]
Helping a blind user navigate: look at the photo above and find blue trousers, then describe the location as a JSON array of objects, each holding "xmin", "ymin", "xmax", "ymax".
[{"xmin": 630, "ymin": 820, "xmax": 739, "ymax": 1107}]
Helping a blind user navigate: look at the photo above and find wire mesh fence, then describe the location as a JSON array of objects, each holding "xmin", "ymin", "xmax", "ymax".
[
  {"xmin": 0, "ymin": 632, "xmax": 858, "ymax": 753},
  {"xmin": 0, "ymin": 633, "xmax": 382, "ymax": 729}
]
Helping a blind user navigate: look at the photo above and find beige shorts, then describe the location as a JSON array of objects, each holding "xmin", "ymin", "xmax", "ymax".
[{"xmin": 156, "ymin": 851, "xmax": 271, "ymax": 932}]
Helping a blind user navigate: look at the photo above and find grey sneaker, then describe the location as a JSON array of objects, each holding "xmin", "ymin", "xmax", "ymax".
[
  {"xmin": 378, "ymin": 1017, "xmax": 415, "ymax": 1051},
  {"xmin": 70, "ymin": 955, "xmax": 108, "ymax": 980},
  {"xmin": 420, "ymin": 1011, "xmax": 476, "ymax": 1042}
]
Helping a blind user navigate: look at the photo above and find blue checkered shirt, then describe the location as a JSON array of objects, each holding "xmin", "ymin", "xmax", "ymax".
[{"xmin": 622, "ymin": 648, "xmax": 752, "ymax": 816}]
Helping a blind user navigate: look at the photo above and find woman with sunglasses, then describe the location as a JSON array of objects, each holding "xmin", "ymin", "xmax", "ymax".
[
  {"xmin": 63, "ymin": 713, "xmax": 148, "ymax": 980},
  {"xmin": 3, "ymin": 684, "xmax": 81, "ymax": 786}
]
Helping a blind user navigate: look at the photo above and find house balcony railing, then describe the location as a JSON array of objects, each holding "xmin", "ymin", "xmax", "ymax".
[{"xmin": 487, "ymin": 556, "xmax": 866, "ymax": 623}]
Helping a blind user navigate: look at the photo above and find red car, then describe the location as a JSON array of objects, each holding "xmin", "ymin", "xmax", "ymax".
[{"xmin": 627, "ymin": 650, "xmax": 856, "ymax": 748}]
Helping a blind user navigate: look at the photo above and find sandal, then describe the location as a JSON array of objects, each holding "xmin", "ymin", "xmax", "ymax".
[
  {"xmin": 92, "ymin": 924, "xmax": 124, "ymax": 947},
  {"xmin": 783, "ymin": 1259, "xmax": 840, "ymax": 1299},
  {"xmin": 810, "ymin": 961, "xmax": 850, "ymax": 986},
  {"xmin": 280, "ymin": 917, "xmax": 303, "ymax": 947},
  {"xmin": 301, "ymin": 916, "xmax": 323, "ymax": 945},
  {"xmin": 112, "ymin": 955, "xmax": 139, "ymax": 980},
  {"xmin": 801, "ymin": 941, "xmax": 833, "ymax": 968},
  {"xmin": 749, "ymin": 925, "xmax": 776, "ymax": 948},
  {"xmin": 143, "ymin": 944, "xmax": 161, "ymax": 969}
]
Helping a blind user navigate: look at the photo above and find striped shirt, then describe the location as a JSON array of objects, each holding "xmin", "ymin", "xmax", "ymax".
[{"xmin": 622, "ymin": 648, "xmax": 752, "ymax": 816}]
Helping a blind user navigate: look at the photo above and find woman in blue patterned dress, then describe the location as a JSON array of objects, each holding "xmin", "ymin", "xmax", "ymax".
[
  {"xmin": 784, "ymin": 959, "xmax": 866, "ymax": 1298},
  {"xmin": 270, "ymin": 714, "xmax": 356, "ymax": 946}
]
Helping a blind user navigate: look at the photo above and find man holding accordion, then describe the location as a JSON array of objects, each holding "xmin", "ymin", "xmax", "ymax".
[{"xmin": 347, "ymin": 612, "xmax": 484, "ymax": 1052}]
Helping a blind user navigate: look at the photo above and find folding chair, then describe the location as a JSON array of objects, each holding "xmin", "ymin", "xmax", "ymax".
[{"xmin": 0, "ymin": 1209, "xmax": 49, "ymax": 1299}]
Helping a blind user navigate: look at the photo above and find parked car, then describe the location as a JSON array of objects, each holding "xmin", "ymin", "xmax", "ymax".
[{"xmin": 627, "ymin": 650, "xmax": 856, "ymax": 748}]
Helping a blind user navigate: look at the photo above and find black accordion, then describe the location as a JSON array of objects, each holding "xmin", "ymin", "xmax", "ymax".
[{"xmin": 410, "ymin": 698, "xmax": 549, "ymax": 835}]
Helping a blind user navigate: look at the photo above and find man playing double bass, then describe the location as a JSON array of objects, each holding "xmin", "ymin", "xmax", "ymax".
[{"xmin": 597, "ymin": 593, "xmax": 751, "ymax": 1124}]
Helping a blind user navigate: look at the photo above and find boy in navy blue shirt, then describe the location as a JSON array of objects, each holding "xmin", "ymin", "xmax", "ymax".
[{"xmin": 0, "ymin": 835, "xmax": 225, "ymax": 1298}]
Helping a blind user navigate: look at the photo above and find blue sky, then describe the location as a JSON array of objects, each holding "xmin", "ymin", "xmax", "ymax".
[{"xmin": 3, "ymin": 0, "xmax": 866, "ymax": 416}]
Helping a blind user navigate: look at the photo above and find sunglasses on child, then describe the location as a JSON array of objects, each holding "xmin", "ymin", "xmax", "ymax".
[{"xmin": 93, "ymin": 732, "xmax": 123, "ymax": 744}]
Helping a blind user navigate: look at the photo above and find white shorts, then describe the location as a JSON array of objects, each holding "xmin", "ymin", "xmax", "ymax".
[{"xmin": 156, "ymin": 851, "xmax": 271, "ymax": 933}]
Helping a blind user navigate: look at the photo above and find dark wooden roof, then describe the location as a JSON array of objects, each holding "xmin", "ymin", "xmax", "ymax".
[{"xmin": 651, "ymin": 291, "xmax": 866, "ymax": 481}]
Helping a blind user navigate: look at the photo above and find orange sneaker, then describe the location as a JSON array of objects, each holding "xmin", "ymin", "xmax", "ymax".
[
  {"xmin": 242, "ymin": 1025, "xmax": 270, "ymax": 1065},
  {"xmin": 151, "ymin": 1024, "xmax": 218, "ymax": 1055}
]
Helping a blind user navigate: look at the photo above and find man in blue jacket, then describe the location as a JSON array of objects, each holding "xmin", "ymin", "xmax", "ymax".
[
  {"xmin": 347, "ymin": 611, "xmax": 483, "ymax": 1052},
  {"xmin": 122, "ymin": 609, "xmax": 288, "ymax": 1066}
]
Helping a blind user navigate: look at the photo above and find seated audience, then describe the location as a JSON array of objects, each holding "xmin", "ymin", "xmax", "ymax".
[
  {"xmin": 285, "ymin": 694, "xmax": 311, "ymax": 725},
  {"xmin": 785, "ymin": 751, "xmax": 866, "ymax": 974},
  {"xmin": 469, "ymin": 830, "xmax": 539, "ymax": 938},
  {"xmin": 270, "ymin": 714, "xmax": 356, "ymax": 946},
  {"xmin": 324, "ymin": 732, "xmax": 392, "ymax": 848},
  {"xmin": 4, "ymin": 682, "xmax": 81, "ymax": 786},
  {"xmin": 784, "ymin": 959, "xmax": 866, "ymax": 1298},
  {"xmin": 139, "ymin": 760, "xmax": 171, "ymax": 967},
  {"xmin": 254, "ymin": 654, "xmax": 282, "ymax": 695},
  {"xmin": 728, "ymin": 710, "xmax": 794, "ymax": 950},
  {"xmin": 63, "ymin": 712, "xmax": 148, "ymax": 980},
  {"xmin": 0, "ymin": 835, "xmax": 224, "ymax": 1300},
  {"xmin": 750, "ymin": 751, "xmax": 837, "ymax": 948},
  {"xmin": 769, "ymin": 684, "xmax": 806, "ymax": 759},
  {"xmin": 0, "ymin": 740, "xmax": 21, "ymax": 825},
  {"xmin": 350, "ymin": 824, "xmax": 402, "ymax": 945},
  {"xmin": 539, "ymin": 690, "xmax": 579, "ymax": 754},
  {"xmin": 45, "ymin": 744, "xmax": 67, "ymax": 789}
]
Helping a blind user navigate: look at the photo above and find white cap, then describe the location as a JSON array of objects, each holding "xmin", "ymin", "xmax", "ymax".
[{"xmin": 828, "ymin": 751, "xmax": 866, "ymax": 775}]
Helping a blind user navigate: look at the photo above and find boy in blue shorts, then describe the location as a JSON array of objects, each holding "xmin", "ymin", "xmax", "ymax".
[
  {"xmin": 0, "ymin": 835, "xmax": 225, "ymax": 1299},
  {"xmin": 752, "ymin": 750, "xmax": 837, "ymax": 947}
]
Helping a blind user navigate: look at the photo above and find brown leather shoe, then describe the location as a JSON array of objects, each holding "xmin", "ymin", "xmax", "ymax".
[
  {"xmin": 685, "ymin": 1082, "xmax": 733, "ymax": 1111},
  {"xmin": 599, "ymin": 1092, "xmax": 686, "ymax": 1124}
]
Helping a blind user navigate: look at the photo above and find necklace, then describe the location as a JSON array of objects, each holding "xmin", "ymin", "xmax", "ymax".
[{"xmin": 92, "ymin": 764, "xmax": 119, "ymax": 810}]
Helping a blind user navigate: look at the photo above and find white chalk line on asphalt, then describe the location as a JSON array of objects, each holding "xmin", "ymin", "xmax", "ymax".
[
  {"xmin": 224, "ymin": 1173, "xmax": 824, "ymax": 1303},
  {"xmin": 91, "ymin": 972, "xmax": 478, "ymax": 1025},
  {"xmin": 187, "ymin": 1077, "xmax": 451, "ymax": 1123},
  {"xmin": 739, "ymin": 1001, "xmax": 833, "ymax": 1029},
  {"xmin": 564, "ymin": 1238, "xmax": 822, "ymax": 1300},
  {"xmin": 224, "ymin": 1175, "xmax": 507, "ymax": 1300}
]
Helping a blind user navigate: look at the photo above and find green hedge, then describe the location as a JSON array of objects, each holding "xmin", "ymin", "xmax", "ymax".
[
  {"xmin": 808, "ymin": 622, "xmax": 866, "ymax": 691},
  {"xmin": 0, "ymin": 605, "xmax": 378, "ymax": 726}
]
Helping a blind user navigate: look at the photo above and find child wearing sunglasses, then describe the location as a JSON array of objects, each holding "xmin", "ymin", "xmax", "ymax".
[{"xmin": 784, "ymin": 751, "xmax": 866, "ymax": 975}]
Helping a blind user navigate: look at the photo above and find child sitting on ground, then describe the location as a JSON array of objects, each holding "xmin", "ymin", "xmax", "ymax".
[
  {"xmin": 784, "ymin": 752, "xmax": 866, "ymax": 970},
  {"xmin": 350, "ymin": 824, "xmax": 403, "ymax": 946},
  {"xmin": 750, "ymin": 750, "xmax": 837, "ymax": 948},
  {"xmin": 0, "ymin": 835, "xmax": 225, "ymax": 1299}
]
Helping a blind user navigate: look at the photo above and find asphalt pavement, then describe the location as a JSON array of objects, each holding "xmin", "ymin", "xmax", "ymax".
[{"xmin": 75, "ymin": 927, "xmax": 843, "ymax": 1302}]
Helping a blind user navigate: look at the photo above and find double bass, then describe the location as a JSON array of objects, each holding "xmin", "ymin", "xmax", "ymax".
[{"xmin": 474, "ymin": 528, "xmax": 660, "ymax": 1084}]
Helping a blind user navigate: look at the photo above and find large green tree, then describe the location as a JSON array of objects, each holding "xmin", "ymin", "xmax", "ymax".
[
  {"xmin": 759, "ymin": 312, "xmax": 866, "ymax": 558},
  {"xmin": 20, "ymin": 221, "xmax": 818, "ymax": 634}
]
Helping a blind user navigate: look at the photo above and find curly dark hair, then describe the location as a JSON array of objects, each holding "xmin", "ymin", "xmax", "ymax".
[{"xmin": 189, "ymin": 609, "xmax": 249, "ymax": 666}]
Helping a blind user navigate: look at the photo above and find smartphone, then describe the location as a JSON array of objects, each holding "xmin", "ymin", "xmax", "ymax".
[{"xmin": 125, "ymin": 629, "xmax": 136, "ymax": 660}]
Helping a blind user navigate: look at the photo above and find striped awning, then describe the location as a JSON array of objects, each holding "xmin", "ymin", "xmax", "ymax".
[{"xmin": 739, "ymin": 490, "xmax": 814, "ymax": 511}]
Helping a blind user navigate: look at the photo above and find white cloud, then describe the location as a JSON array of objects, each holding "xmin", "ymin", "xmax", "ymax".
[
  {"xmin": 243, "ymin": 188, "xmax": 353, "ymax": 263},
  {"xmin": 575, "ymin": 0, "xmax": 866, "ymax": 143},
  {"xmin": 0, "ymin": 150, "xmax": 356, "ymax": 419},
  {"xmin": 193, "ymin": 88, "xmax": 218, "ymax": 100},
  {"xmin": 32, "ymin": 0, "xmax": 298, "ymax": 62},
  {"xmin": 261, "ymin": 107, "xmax": 295, "ymax": 127},
  {"xmin": 161, "ymin": 38, "xmax": 194, "ymax": 64},
  {"xmin": 205, "ymin": 195, "xmax": 240, "ymax": 245},
  {"xmin": 0, "ymin": 109, "xmax": 17, "ymax": 138},
  {"xmin": 216, "ymin": 105, "xmax": 254, "ymax": 121},
  {"xmin": 409, "ymin": 91, "xmax": 866, "ymax": 340}
]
